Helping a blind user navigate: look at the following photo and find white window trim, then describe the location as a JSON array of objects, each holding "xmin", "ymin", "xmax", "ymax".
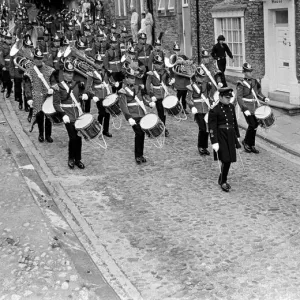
[
  {"xmin": 123, "ymin": 0, "xmax": 127, "ymax": 16},
  {"xmin": 116, "ymin": 0, "xmax": 127, "ymax": 17},
  {"xmin": 158, "ymin": 0, "xmax": 166, "ymax": 11},
  {"xmin": 213, "ymin": 11, "xmax": 245, "ymax": 77},
  {"xmin": 130, "ymin": 0, "xmax": 134, "ymax": 10},
  {"xmin": 168, "ymin": 0, "xmax": 175, "ymax": 10},
  {"xmin": 182, "ymin": 0, "xmax": 188, "ymax": 8}
]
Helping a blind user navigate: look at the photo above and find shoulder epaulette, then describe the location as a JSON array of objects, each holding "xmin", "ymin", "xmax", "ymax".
[
  {"xmin": 118, "ymin": 88, "xmax": 126, "ymax": 94},
  {"xmin": 186, "ymin": 84, "xmax": 193, "ymax": 91},
  {"xmin": 147, "ymin": 71, "xmax": 154, "ymax": 76}
]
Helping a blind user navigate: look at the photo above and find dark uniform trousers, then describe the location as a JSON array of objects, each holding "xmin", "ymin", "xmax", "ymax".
[
  {"xmin": 194, "ymin": 113, "xmax": 209, "ymax": 148},
  {"xmin": 81, "ymin": 99, "xmax": 91, "ymax": 113},
  {"xmin": 65, "ymin": 122, "xmax": 82, "ymax": 161},
  {"xmin": 216, "ymin": 58, "xmax": 227, "ymax": 87},
  {"xmin": 177, "ymin": 90, "xmax": 188, "ymax": 110},
  {"xmin": 2, "ymin": 69, "xmax": 13, "ymax": 95},
  {"xmin": 36, "ymin": 111, "xmax": 52, "ymax": 138},
  {"xmin": 244, "ymin": 113, "xmax": 259, "ymax": 146},
  {"xmin": 156, "ymin": 99, "xmax": 166, "ymax": 125},
  {"xmin": 14, "ymin": 78, "xmax": 22, "ymax": 103},
  {"xmin": 96, "ymin": 101, "xmax": 110, "ymax": 133},
  {"xmin": 132, "ymin": 118, "xmax": 145, "ymax": 158}
]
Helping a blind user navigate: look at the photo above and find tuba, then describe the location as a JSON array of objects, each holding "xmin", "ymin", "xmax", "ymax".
[
  {"xmin": 13, "ymin": 56, "xmax": 34, "ymax": 72},
  {"xmin": 164, "ymin": 54, "xmax": 184, "ymax": 68}
]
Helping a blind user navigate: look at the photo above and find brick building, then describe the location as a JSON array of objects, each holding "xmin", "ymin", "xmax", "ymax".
[{"xmin": 108, "ymin": 0, "xmax": 300, "ymax": 107}]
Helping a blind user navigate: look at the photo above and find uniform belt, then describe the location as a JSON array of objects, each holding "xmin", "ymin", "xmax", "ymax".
[
  {"xmin": 60, "ymin": 103, "xmax": 77, "ymax": 108},
  {"xmin": 242, "ymin": 98, "xmax": 255, "ymax": 102},
  {"xmin": 152, "ymin": 85, "xmax": 162, "ymax": 89},
  {"xmin": 94, "ymin": 84, "xmax": 104, "ymax": 88},
  {"xmin": 4, "ymin": 59, "xmax": 10, "ymax": 61},
  {"xmin": 127, "ymin": 103, "xmax": 138, "ymax": 107},
  {"xmin": 109, "ymin": 61, "xmax": 120, "ymax": 64},
  {"xmin": 138, "ymin": 56, "xmax": 149, "ymax": 59},
  {"xmin": 193, "ymin": 98, "xmax": 205, "ymax": 103},
  {"xmin": 217, "ymin": 57, "xmax": 226, "ymax": 60},
  {"xmin": 218, "ymin": 124, "xmax": 234, "ymax": 129}
]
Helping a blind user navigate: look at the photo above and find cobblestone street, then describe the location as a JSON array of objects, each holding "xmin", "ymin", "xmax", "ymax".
[{"xmin": 1, "ymin": 94, "xmax": 298, "ymax": 300}]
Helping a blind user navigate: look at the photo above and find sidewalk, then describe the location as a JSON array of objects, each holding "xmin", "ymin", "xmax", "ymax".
[
  {"xmin": 0, "ymin": 106, "xmax": 120, "ymax": 299},
  {"xmin": 228, "ymin": 82, "xmax": 300, "ymax": 157}
]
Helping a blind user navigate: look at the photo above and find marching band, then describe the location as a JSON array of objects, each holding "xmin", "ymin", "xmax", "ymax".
[{"xmin": 0, "ymin": 3, "xmax": 275, "ymax": 192}]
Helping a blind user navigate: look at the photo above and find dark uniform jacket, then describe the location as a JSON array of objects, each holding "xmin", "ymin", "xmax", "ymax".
[
  {"xmin": 211, "ymin": 43, "xmax": 233, "ymax": 60},
  {"xmin": 148, "ymin": 49, "xmax": 165, "ymax": 71},
  {"xmin": 145, "ymin": 69, "xmax": 170, "ymax": 100},
  {"xmin": 209, "ymin": 102, "xmax": 240, "ymax": 163},
  {"xmin": 135, "ymin": 43, "xmax": 152, "ymax": 68},
  {"xmin": 103, "ymin": 48, "xmax": 122, "ymax": 73}
]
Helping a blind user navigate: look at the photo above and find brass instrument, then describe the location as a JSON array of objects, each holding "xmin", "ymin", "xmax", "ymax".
[
  {"xmin": 13, "ymin": 56, "xmax": 34, "ymax": 72},
  {"xmin": 64, "ymin": 46, "xmax": 103, "ymax": 80},
  {"xmin": 164, "ymin": 54, "xmax": 197, "ymax": 78},
  {"xmin": 164, "ymin": 54, "xmax": 184, "ymax": 68}
]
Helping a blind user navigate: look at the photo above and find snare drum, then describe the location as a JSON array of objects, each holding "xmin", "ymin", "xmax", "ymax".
[
  {"xmin": 75, "ymin": 113, "xmax": 102, "ymax": 140},
  {"xmin": 162, "ymin": 95, "xmax": 182, "ymax": 116},
  {"xmin": 42, "ymin": 96, "xmax": 63, "ymax": 124},
  {"xmin": 140, "ymin": 113, "xmax": 165, "ymax": 138},
  {"xmin": 102, "ymin": 94, "xmax": 121, "ymax": 117},
  {"xmin": 254, "ymin": 106, "xmax": 275, "ymax": 128}
]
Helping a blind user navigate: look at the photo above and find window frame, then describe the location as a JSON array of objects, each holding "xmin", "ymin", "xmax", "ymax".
[
  {"xmin": 168, "ymin": 0, "xmax": 175, "ymax": 10},
  {"xmin": 115, "ymin": 0, "xmax": 127, "ymax": 18},
  {"xmin": 182, "ymin": 0, "xmax": 188, "ymax": 8},
  {"xmin": 212, "ymin": 10, "xmax": 245, "ymax": 76}
]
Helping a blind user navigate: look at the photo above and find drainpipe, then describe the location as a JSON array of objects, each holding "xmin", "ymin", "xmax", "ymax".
[{"xmin": 196, "ymin": 0, "xmax": 200, "ymax": 64}]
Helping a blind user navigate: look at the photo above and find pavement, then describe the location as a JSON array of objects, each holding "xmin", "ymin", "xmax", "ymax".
[
  {"xmin": 0, "ymin": 103, "xmax": 120, "ymax": 299},
  {"xmin": 227, "ymin": 82, "xmax": 300, "ymax": 157}
]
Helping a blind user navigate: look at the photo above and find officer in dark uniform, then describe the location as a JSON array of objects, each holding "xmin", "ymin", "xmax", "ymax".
[
  {"xmin": 236, "ymin": 62, "xmax": 270, "ymax": 154},
  {"xmin": 211, "ymin": 35, "xmax": 233, "ymax": 87},
  {"xmin": 209, "ymin": 87, "xmax": 241, "ymax": 192}
]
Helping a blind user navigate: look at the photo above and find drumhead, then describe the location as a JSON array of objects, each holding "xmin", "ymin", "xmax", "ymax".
[
  {"xmin": 140, "ymin": 113, "xmax": 159, "ymax": 130},
  {"xmin": 42, "ymin": 97, "xmax": 55, "ymax": 114},
  {"xmin": 75, "ymin": 113, "xmax": 94, "ymax": 128},
  {"xmin": 162, "ymin": 95, "xmax": 178, "ymax": 109},
  {"xmin": 103, "ymin": 94, "xmax": 118, "ymax": 107},
  {"xmin": 255, "ymin": 106, "xmax": 271, "ymax": 119}
]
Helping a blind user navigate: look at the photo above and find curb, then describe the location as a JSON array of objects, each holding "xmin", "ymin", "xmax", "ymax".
[
  {"xmin": 238, "ymin": 124, "xmax": 300, "ymax": 159},
  {"xmin": 0, "ymin": 98, "xmax": 128, "ymax": 300}
]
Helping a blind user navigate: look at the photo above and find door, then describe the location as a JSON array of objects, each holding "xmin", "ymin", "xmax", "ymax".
[
  {"xmin": 275, "ymin": 26, "xmax": 290, "ymax": 92},
  {"xmin": 182, "ymin": 0, "xmax": 192, "ymax": 58}
]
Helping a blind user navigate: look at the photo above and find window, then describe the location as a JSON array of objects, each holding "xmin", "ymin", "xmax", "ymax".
[
  {"xmin": 115, "ymin": 0, "xmax": 127, "ymax": 17},
  {"xmin": 130, "ymin": 0, "xmax": 135, "ymax": 9},
  {"xmin": 219, "ymin": 18, "xmax": 243, "ymax": 68},
  {"xmin": 157, "ymin": 0, "xmax": 175, "ymax": 12},
  {"xmin": 182, "ymin": 0, "xmax": 188, "ymax": 8},
  {"xmin": 276, "ymin": 10, "xmax": 288, "ymax": 24}
]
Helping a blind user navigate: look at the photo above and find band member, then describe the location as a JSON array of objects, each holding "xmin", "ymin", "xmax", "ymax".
[
  {"xmin": 103, "ymin": 35, "xmax": 123, "ymax": 92},
  {"xmin": 46, "ymin": 33, "xmax": 60, "ymax": 69},
  {"xmin": 148, "ymin": 33, "xmax": 165, "ymax": 71},
  {"xmin": 53, "ymin": 61, "xmax": 88, "ymax": 169},
  {"xmin": 99, "ymin": 18, "xmax": 108, "ymax": 35},
  {"xmin": 211, "ymin": 35, "xmax": 234, "ymax": 87},
  {"xmin": 209, "ymin": 87, "xmax": 241, "ymax": 192},
  {"xmin": 169, "ymin": 42, "xmax": 190, "ymax": 114},
  {"xmin": 23, "ymin": 48, "xmax": 57, "ymax": 143},
  {"xmin": 119, "ymin": 26, "xmax": 133, "ymax": 56},
  {"xmin": 93, "ymin": 29, "xmax": 109, "ymax": 57},
  {"xmin": 236, "ymin": 63, "xmax": 270, "ymax": 154},
  {"xmin": 187, "ymin": 66, "xmax": 212, "ymax": 155},
  {"xmin": 146, "ymin": 53, "xmax": 174, "ymax": 137},
  {"xmin": 0, "ymin": 31, "xmax": 13, "ymax": 98},
  {"xmin": 90, "ymin": 53, "xmax": 116, "ymax": 137},
  {"xmin": 119, "ymin": 67, "xmax": 149, "ymax": 164},
  {"xmin": 135, "ymin": 32, "xmax": 152, "ymax": 72}
]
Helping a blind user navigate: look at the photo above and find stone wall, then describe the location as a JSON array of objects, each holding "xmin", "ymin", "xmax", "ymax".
[{"xmin": 295, "ymin": 0, "xmax": 300, "ymax": 81}]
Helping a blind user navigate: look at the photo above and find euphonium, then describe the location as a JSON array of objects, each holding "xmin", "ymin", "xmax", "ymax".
[
  {"xmin": 13, "ymin": 56, "xmax": 34, "ymax": 72},
  {"xmin": 164, "ymin": 54, "xmax": 184, "ymax": 68}
]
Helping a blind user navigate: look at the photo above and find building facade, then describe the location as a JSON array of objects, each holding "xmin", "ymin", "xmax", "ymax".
[{"xmin": 109, "ymin": 0, "xmax": 300, "ymax": 106}]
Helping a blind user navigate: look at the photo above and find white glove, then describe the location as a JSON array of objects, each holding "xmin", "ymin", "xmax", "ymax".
[
  {"xmin": 128, "ymin": 118, "xmax": 136, "ymax": 126},
  {"xmin": 63, "ymin": 115, "xmax": 70, "ymax": 124},
  {"xmin": 108, "ymin": 69, "xmax": 113, "ymax": 73},
  {"xmin": 114, "ymin": 82, "xmax": 119, "ymax": 87},
  {"xmin": 217, "ymin": 82, "xmax": 223, "ymax": 88},
  {"xmin": 264, "ymin": 97, "xmax": 270, "ymax": 103},
  {"xmin": 47, "ymin": 88, "xmax": 54, "ymax": 95},
  {"xmin": 151, "ymin": 96, "xmax": 157, "ymax": 102},
  {"xmin": 212, "ymin": 143, "xmax": 219, "ymax": 152},
  {"xmin": 149, "ymin": 102, "xmax": 156, "ymax": 108},
  {"xmin": 2, "ymin": 67, "xmax": 6, "ymax": 71},
  {"xmin": 244, "ymin": 110, "xmax": 251, "ymax": 116},
  {"xmin": 191, "ymin": 107, "xmax": 198, "ymax": 115},
  {"xmin": 92, "ymin": 96, "xmax": 100, "ymax": 103},
  {"xmin": 82, "ymin": 93, "xmax": 88, "ymax": 100},
  {"xmin": 27, "ymin": 100, "xmax": 33, "ymax": 107},
  {"xmin": 169, "ymin": 78, "xmax": 175, "ymax": 85},
  {"xmin": 139, "ymin": 84, "xmax": 145, "ymax": 89}
]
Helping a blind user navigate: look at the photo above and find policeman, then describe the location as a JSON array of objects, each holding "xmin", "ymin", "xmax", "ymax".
[{"xmin": 236, "ymin": 63, "xmax": 270, "ymax": 154}]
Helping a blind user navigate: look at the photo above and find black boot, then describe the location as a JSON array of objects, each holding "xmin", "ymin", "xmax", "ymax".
[
  {"xmin": 45, "ymin": 136, "xmax": 53, "ymax": 143},
  {"xmin": 38, "ymin": 135, "xmax": 44, "ymax": 142},
  {"xmin": 68, "ymin": 158, "xmax": 75, "ymax": 169},
  {"xmin": 242, "ymin": 140, "xmax": 252, "ymax": 153}
]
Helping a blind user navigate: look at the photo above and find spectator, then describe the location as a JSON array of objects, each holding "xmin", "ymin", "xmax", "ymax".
[
  {"xmin": 139, "ymin": 12, "xmax": 146, "ymax": 34},
  {"xmin": 145, "ymin": 8, "xmax": 153, "ymax": 45},
  {"xmin": 130, "ymin": 8, "xmax": 139, "ymax": 43}
]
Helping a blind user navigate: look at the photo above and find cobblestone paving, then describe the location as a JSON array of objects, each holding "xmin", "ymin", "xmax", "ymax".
[
  {"xmin": 0, "ymin": 112, "xmax": 101, "ymax": 299},
  {"xmin": 12, "ymin": 98, "xmax": 300, "ymax": 300}
]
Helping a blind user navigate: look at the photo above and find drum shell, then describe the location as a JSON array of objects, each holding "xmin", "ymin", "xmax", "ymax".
[
  {"xmin": 254, "ymin": 106, "xmax": 275, "ymax": 128},
  {"xmin": 140, "ymin": 114, "xmax": 164, "ymax": 138},
  {"xmin": 103, "ymin": 95, "xmax": 122, "ymax": 117},
  {"xmin": 75, "ymin": 114, "xmax": 102, "ymax": 140},
  {"xmin": 162, "ymin": 96, "xmax": 182, "ymax": 116}
]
